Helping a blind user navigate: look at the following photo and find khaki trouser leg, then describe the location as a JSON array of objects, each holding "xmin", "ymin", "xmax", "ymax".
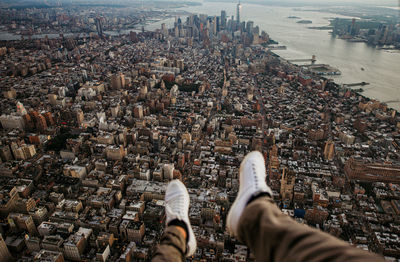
[
  {"xmin": 151, "ymin": 226, "xmax": 186, "ymax": 262},
  {"xmin": 237, "ymin": 196, "xmax": 385, "ymax": 262}
]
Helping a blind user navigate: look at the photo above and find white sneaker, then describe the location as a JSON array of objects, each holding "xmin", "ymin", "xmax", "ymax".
[
  {"xmin": 165, "ymin": 180, "xmax": 197, "ymax": 257},
  {"xmin": 227, "ymin": 151, "xmax": 272, "ymax": 237}
]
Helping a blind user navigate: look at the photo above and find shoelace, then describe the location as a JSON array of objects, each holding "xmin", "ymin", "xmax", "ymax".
[
  {"xmin": 239, "ymin": 161, "xmax": 261, "ymax": 197},
  {"xmin": 166, "ymin": 193, "xmax": 187, "ymax": 216},
  {"xmin": 252, "ymin": 162, "xmax": 259, "ymax": 188}
]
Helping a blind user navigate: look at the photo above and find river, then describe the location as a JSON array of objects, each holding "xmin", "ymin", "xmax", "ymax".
[{"xmin": 175, "ymin": 2, "xmax": 400, "ymax": 111}]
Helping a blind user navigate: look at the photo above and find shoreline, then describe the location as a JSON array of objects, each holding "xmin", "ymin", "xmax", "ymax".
[
  {"xmin": 1, "ymin": 2, "xmax": 399, "ymax": 112},
  {"xmin": 272, "ymin": 51, "xmax": 399, "ymax": 114}
]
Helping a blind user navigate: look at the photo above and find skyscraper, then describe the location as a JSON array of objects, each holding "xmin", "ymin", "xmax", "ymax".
[
  {"xmin": 221, "ymin": 10, "xmax": 227, "ymax": 28},
  {"xmin": 246, "ymin": 21, "xmax": 254, "ymax": 34},
  {"xmin": 236, "ymin": 1, "xmax": 242, "ymax": 24},
  {"xmin": 95, "ymin": 17, "xmax": 103, "ymax": 37},
  {"xmin": 212, "ymin": 16, "xmax": 217, "ymax": 35}
]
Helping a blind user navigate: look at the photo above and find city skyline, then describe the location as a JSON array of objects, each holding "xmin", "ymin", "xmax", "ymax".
[
  {"xmin": 0, "ymin": 1, "xmax": 399, "ymax": 261},
  {"xmin": 1, "ymin": 0, "xmax": 399, "ymax": 7}
]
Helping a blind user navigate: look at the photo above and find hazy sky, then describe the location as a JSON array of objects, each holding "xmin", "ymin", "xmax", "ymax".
[
  {"xmin": 201, "ymin": 0, "xmax": 400, "ymax": 7},
  {"xmin": 11, "ymin": 0, "xmax": 398, "ymax": 8}
]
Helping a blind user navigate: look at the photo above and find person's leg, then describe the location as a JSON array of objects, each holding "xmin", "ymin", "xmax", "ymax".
[
  {"xmin": 151, "ymin": 180, "xmax": 197, "ymax": 262},
  {"xmin": 152, "ymin": 225, "xmax": 187, "ymax": 262},
  {"xmin": 238, "ymin": 196, "xmax": 385, "ymax": 262},
  {"xmin": 227, "ymin": 151, "xmax": 385, "ymax": 262}
]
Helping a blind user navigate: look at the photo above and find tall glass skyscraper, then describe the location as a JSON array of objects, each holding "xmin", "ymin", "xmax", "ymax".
[{"xmin": 236, "ymin": 1, "xmax": 242, "ymax": 24}]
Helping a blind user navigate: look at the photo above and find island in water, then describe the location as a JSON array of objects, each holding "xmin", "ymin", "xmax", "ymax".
[{"xmin": 297, "ymin": 20, "xmax": 313, "ymax": 24}]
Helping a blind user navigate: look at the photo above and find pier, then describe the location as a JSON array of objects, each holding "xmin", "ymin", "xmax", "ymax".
[
  {"xmin": 343, "ymin": 82, "xmax": 370, "ymax": 87},
  {"xmin": 384, "ymin": 99, "xmax": 400, "ymax": 104},
  {"xmin": 268, "ymin": 45, "xmax": 287, "ymax": 50},
  {"xmin": 302, "ymin": 63, "xmax": 341, "ymax": 75},
  {"xmin": 288, "ymin": 55, "xmax": 316, "ymax": 64}
]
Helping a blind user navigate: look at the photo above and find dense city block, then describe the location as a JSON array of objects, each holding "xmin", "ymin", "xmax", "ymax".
[{"xmin": 0, "ymin": 4, "xmax": 400, "ymax": 262}]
